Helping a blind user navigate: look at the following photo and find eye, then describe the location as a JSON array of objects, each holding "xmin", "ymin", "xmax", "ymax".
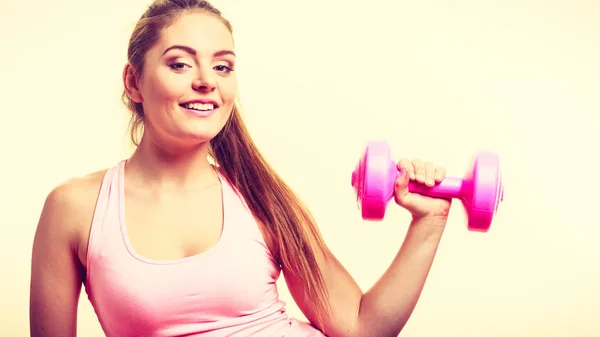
[
  {"xmin": 214, "ymin": 64, "xmax": 234, "ymax": 73},
  {"xmin": 169, "ymin": 62, "xmax": 190, "ymax": 70}
]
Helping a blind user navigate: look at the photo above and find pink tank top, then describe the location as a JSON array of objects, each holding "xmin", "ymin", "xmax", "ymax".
[{"xmin": 83, "ymin": 160, "xmax": 326, "ymax": 337}]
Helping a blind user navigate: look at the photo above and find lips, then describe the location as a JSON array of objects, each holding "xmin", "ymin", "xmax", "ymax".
[
  {"xmin": 179, "ymin": 99, "xmax": 220, "ymax": 108},
  {"xmin": 179, "ymin": 99, "xmax": 220, "ymax": 117}
]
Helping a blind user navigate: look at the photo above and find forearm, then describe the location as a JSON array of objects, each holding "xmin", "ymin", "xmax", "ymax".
[{"xmin": 354, "ymin": 217, "xmax": 446, "ymax": 337}]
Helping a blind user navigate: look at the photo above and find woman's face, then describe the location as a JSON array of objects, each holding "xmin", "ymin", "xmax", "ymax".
[{"xmin": 126, "ymin": 11, "xmax": 238, "ymax": 150}]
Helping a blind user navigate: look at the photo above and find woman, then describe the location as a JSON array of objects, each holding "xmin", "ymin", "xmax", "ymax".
[{"xmin": 29, "ymin": 0, "xmax": 451, "ymax": 336}]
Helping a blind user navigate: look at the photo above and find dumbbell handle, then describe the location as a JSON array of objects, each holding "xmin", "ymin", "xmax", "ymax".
[{"xmin": 407, "ymin": 176, "xmax": 464, "ymax": 199}]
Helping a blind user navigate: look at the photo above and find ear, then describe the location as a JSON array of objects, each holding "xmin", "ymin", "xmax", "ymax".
[{"xmin": 123, "ymin": 64, "xmax": 144, "ymax": 103}]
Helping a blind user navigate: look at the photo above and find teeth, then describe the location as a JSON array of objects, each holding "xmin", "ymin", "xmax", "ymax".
[{"xmin": 184, "ymin": 103, "xmax": 214, "ymax": 111}]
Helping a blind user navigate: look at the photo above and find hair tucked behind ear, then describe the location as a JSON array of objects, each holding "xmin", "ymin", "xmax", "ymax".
[{"xmin": 121, "ymin": 0, "xmax": 331, "ymax": 328}]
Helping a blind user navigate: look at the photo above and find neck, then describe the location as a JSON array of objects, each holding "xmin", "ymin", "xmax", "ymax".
[{"xmin": 125, "ymin": 133, "xmax": 218, "ymax": 193}]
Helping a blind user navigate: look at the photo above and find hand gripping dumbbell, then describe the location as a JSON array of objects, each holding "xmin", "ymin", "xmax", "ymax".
[{"xmin": 351, "ymin": 140, "xmax": 504, "ymax": 232}]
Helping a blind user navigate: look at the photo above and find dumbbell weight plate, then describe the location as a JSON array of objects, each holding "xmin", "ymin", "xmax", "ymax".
[
  {"xmin": 461, "ymin": 152, "xmax": 504, "ymax": 232},
  {"xmin": 351, "ymin": 140, "xmax": 398, "ymax": 221}
]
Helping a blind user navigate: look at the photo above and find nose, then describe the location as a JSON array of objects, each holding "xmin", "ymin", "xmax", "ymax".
[{"xmin": 192, "ymin": 68, "xmax": 216, "ymax": 92}]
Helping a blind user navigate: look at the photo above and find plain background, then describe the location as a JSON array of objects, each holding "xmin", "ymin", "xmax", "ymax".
[{"xmin": 1, "ymin": 0, "xmax": 599, "ymax": 336}]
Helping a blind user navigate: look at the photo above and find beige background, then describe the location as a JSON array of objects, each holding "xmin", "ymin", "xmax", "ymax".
[{"xmin": 1, "ymin": 0, "xmax": 599, "ymax": 336}]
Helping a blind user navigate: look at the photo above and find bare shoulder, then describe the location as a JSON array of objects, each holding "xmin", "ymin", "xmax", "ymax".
[
  {"xmin": 44, "ymin": 169, "xmax": 108, "ymax": 220},
  {"xmin": 39, "ymin": 169, "xmax": 109, "ymax": 253}
]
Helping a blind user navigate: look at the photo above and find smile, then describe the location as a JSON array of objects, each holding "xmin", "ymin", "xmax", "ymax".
[
  {"xmin": 180, "ymin": 103, "xmax": 218, "ymax": 117},
  {"xmin": 181, "ymin": 102, "xmax": 215, "ymax": 111}
]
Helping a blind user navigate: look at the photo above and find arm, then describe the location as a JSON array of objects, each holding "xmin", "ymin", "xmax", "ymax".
[
  {"xmin": 30, "ymin": 183, "xmax": 85, "ymax": 337},
  {"xmin": 285, "ymin": 159, "xmax": 449, "ymax": 337},
  {"xmin": 284, "ymin": 218, "xmax": 445, "ymax": 337},
  {"xmin": 353, "ymin": 217, "xmax": 445, "ymax": 336}
]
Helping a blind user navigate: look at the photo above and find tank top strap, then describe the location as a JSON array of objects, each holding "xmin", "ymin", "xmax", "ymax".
[
  {"xmin": 214, "ymin": 166, "xmax": 272, "ymax": 251},
  {"xmin": 85, "ymin": 160, "xmax": 124, "ymax": 285}
]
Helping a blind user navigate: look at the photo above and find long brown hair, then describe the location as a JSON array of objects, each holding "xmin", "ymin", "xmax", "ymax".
[{"xmin": 121, "ymin": 0, "xmax": 331, "ymax": 326}]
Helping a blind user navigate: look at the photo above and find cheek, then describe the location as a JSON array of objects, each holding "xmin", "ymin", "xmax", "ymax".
[
  {"xmin": 143, "ymin": 72, "xmax": 185, "ymax": 103},
  {"xmin": 219, "ymin": 97, "xmax": 236, "ymax": 124},
  {"xmin": 220, "ymin": 78, "xmax": 238, "ymax": 102}
]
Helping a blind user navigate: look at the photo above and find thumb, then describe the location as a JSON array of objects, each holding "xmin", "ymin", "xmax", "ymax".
[{"xmin": 394, "ymin": 165, "xmax": 412, "ymax": 207}]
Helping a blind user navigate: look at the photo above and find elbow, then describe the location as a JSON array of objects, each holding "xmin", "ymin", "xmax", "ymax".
[{"xmin": 349, "ymin": 304, "xmax": 408, "ymax": 337}]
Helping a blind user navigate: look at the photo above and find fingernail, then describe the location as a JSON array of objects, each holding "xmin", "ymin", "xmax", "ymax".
[{"xmin": 399, "ymin": 168, "xmax": 407, "ymax": 177}]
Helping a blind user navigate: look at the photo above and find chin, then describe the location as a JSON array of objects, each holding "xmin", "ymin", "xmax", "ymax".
[{"xmin": 183, "ymin": 128, "xmax": 223, "ymax": 144}]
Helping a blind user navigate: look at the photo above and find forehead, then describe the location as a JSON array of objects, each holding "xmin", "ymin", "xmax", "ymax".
[{"xmin": 158, "ymin": 12, "xmax": 234, "ymax": 52}]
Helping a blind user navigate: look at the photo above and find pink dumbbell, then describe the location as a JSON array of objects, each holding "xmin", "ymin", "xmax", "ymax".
[{"xmin": 351, "ymin": 140, "xmax": 504, "ymax": 232}]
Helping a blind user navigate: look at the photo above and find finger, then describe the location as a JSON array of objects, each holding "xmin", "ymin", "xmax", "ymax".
[
  {"xmin": 394, "ymin": 166, "xmax": 412, "ymax": 206},
  {"xmin": 395, "ymin": 159, "xmax": 411, "ymax": 190},
  {"xmin": 409, "ymin": 162, "xmax": 416, "ymax": 180},
  {"xmin": 396, "ymin": 158, "xmax": 411, "ymax": 175},
  {"xmin": 397, "ymin": 158, "xmax": 415, "ymax": 180},
  {"xmin": 434, "ymin": 166, "xmax": 446, "ymax": 182},
  {"xmin": 424, "ymin": 162, "xmax": 435, "ymax": 186},
  {"xmin": 412, "ymin": 159, "xmax": 425, "ymax": 183}
]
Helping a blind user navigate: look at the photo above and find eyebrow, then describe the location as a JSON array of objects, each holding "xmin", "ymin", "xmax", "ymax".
[{"xmin": 162, "ymin": 45, "xmax": 235, "ymax": 57}]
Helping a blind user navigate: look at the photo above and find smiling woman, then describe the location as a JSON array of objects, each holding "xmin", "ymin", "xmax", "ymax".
[
  {"xmin": 165, "ymin": 46, "xmax": 234, "ymax": 117},
  {"xmin": 29, "ymin": 1, "xmax": 452, "ymax": 337},
  {"xmin": 123, "ymin": 10, "xmax": 239, "ymax": 150}
]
